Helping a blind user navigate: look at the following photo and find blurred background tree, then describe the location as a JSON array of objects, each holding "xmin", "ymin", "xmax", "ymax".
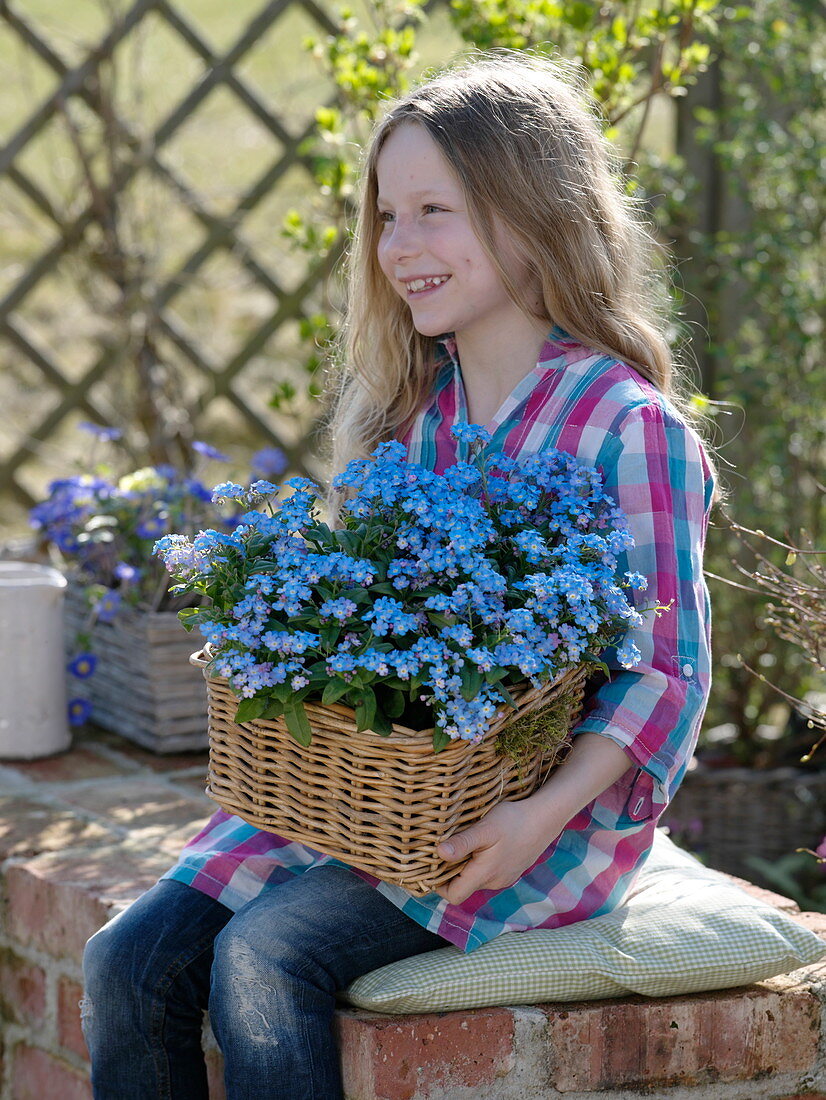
[{"xmin": 669, "ymin": 0, "xmax": 825, "ymax": 760}]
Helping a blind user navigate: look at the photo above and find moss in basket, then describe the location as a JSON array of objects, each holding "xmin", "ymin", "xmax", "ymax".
[{"xmin": 495, "ymin": 697, "xmax": 575, "ymax": 777}]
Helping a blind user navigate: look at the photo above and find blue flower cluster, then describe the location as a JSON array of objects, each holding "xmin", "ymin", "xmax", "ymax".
[
  {"xmin": 156, "ymin": 427, "xmax": 647, "ymax": 750},
  {"xmin": 31, "ymin": 450, "xmax": 241, "ymax": 611}
]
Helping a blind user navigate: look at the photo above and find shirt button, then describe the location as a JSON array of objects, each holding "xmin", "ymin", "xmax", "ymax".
[{"xmin": 682, "ymin": 663, "xmax": 693, "ymax": 677}]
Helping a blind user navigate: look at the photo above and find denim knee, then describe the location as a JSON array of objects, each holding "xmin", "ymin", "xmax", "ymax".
[
  {"xmin": 210, "ymin": 883, "xmax": 340, "ymax": 998},
  {"xmin": 83, "ymin": 916, "xmax": 138, "ymax": 1001},
  {"xmin": 82, "ymin": 881, "xmax": 228, "ymax": 1034},
  {"xmin": 82, "ymin": 912, "xmax": 160, "ymax": 1043}
]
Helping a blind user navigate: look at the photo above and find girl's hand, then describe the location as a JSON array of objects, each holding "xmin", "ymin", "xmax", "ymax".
[
  {"xmin": 435, "ymin": 799, "xmax": 566, "ymax": 906},
  {"xmin": 434, "ymin": 733, "xmax": 634, "ymax": 906}
]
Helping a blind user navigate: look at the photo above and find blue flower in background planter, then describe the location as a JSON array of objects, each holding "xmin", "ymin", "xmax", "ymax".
[
  {"xmin": 29, "ymin": 430, "xmax": 259, "ymax": 614},
  {"xmin": 192, "ymin": 440, "xmax": 229, "ymax": 462},
  {"xmin": 135, "ymin": 515, "xmax": 169, "ymax": 540},
  {"xmin": 68, "ymin": 698, "xmax": 93, "ymax": 726},
  {"xmin": 251, "ymin": 446, "xmax": 288, "ymax": 478},
  {"xmin": 29, "ymin": 427, "xmax": 281, "ymax": 753},
  {"xmin": 94, "ymin": 591, "xmax": 121, "ymax": 623},
  {"xmin": 78, "ymin": 421, "xmax": 122, "ymax": 442},
  {"xmin": 114, "ymin": 563, "xmax": 141, "ymax": 584},
  {"xmin": 68, "ymin": 653, "xmax": 98, "ymax": 679},
  {"xmin": 183, "ymin": 478, "xmax": 214, "ymax": 503}
]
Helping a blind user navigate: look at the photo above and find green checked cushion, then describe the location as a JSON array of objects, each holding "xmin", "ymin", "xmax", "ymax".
[{"xmin": 344, "ymin": 829, "xmax": 826, "ymax": 1013}]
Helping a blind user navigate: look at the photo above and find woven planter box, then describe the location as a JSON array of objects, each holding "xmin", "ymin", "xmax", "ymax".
[
  {"xmin": 63, "ymin": 585, "xmax": 208, "ymax": 753},
  {"xmin": 194, "ymin": 650, "xmax": 588, "ymax": 895},
  {"xmin": 664, "ymin": 763, "xmax": 826, "ymax": 883}
]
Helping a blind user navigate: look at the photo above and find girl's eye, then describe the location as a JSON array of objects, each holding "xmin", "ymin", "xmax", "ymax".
[
  {"xmin": 378, "ymin": 211, "xmax": 394, "ymax": 223},
  {"xmin": 423, "ymin": 204, "xmax": 445, "ymax": 214}
]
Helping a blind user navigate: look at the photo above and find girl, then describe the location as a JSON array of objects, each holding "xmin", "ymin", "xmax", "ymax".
[{"xmin": 82, "ymin": 51, "xmax": 714, "ymax": 1100}]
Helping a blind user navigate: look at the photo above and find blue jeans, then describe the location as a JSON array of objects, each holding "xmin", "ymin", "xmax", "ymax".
[{"xmin": 82, "ymin": 867, "xmax": 447, "ymax": 1099}]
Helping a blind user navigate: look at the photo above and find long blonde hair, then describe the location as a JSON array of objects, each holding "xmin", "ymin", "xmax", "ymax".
[{"xmin": 328, "ymin": 51, "xmax": 678, "ymax": 477}]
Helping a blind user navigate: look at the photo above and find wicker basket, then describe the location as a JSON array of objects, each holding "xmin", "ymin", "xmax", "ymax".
[
  {"xmin": 192, "ymin": 650, "xmax": 588, "ymax": 895},
  {"xmin": 663, "ymin": 763, "xmax": 826, "ymax": 884}
]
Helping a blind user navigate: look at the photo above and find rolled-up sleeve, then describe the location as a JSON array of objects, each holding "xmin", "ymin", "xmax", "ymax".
[{"xmin": 572, "ymin": 401, "xmax": 715, "ymax": 820}]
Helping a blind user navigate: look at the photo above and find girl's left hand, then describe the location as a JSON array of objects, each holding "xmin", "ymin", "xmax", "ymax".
[
  {"xmin": 435, "ymin": 799, "xmax": 564, "ymax": 906},
  {"xmin": 435, "ymin": 734, "xmax": 633, "ymax": 906}
]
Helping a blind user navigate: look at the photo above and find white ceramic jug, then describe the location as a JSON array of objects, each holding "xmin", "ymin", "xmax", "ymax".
[{"xmin": 0, "ymin": 562, "xmax": 71, "ymax": 759}]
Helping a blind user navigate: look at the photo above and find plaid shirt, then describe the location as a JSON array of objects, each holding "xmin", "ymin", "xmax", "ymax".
[{"xmin": 163, "ymin": 328, "xmax": 714, "ymax": 952}]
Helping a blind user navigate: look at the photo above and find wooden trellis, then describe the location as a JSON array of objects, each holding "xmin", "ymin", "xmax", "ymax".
[{"xmin": 0, "ymin": 0, "xmax": 349, "ymax": 511}]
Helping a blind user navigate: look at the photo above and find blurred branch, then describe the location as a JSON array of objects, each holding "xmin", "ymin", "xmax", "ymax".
[{"xmin": 713, "ymin": 509, "xmax": 826, "ymax": 762}]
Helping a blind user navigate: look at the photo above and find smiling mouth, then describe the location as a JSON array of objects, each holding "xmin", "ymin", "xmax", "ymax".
[{"xmin": 404, "ymin": 275, "xmax": 451, "ymax": 294}]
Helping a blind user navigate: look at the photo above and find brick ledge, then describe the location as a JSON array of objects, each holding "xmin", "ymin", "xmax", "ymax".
[{"xmin": 1, "ymin": 729, "xmax": 824, "ymax": 1100}]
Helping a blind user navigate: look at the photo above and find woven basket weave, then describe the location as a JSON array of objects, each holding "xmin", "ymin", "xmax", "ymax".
[
  {"xmin": 64, "ymin": 585, "xmax": 208, "ymax": 753},
  {"xmin": 192, "ymin": 651, "xmax": 588, "ymax": 895},
  {"xmin": 663, "ymin": 764, "xmax": 826, "ymax": 884}
]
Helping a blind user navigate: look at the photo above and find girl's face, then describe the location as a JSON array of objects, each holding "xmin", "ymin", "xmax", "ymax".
[{"xmin": 375, "ymin": 123, "xmax": 533, "ymax": 345}]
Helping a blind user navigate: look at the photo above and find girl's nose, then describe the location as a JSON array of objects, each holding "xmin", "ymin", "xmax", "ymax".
[{"xmin": 382, "ymin": 217, "xmax": 422, "ymax": 264}]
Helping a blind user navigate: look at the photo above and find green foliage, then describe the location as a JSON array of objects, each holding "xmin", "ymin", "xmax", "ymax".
[
  {"xmin": 277, "ymin": 0, "xmax": 426, "ymax": 402},
  {"xmin": 448, "ymin": 0, "xmax": 718, "ymax": 130},
  {"xmin": 304, "ymin": 1, "xmax": 424, "ymax": 114},
  {"xmin": 670, "ymin": 0, "xmax": 825, "ymax": 752},
  {"xmin": 745, "ymin": 850, "xmax": 826, "ymax": 913}
]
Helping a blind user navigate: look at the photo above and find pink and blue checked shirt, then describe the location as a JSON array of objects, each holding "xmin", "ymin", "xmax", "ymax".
[{"xmin": 163, "ymin": 327, "xmax": 714, "ymax": 952}]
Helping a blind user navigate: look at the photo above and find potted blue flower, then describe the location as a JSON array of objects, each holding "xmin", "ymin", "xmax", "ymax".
[{"xmin": 30, "ymin": 425, "xmax": 287, "ymax": 753}]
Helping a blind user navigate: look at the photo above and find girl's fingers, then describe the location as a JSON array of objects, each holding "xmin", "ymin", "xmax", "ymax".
[
  {"xmin": 438, "ymin": 850, "xmax": 501, "ymax": 904},
  {"xmin": 438, "ymin": 872, "xmax": 479, "ymax": 906},
  {"xmin": 438, "ymin": 827, "xmax": 484, "ymax": 863}
]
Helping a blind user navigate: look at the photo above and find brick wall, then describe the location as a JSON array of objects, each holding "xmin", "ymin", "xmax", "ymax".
[{"xmin": 1, "ymin": 728, "xmax": 825, "ymax": 1100}]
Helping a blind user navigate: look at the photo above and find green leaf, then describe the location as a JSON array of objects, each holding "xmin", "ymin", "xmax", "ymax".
[
  {"xmin": 370, "ymin": 709, "xmax": 394, "ymax": 736},
  {"xmin": 460, "ymin": 665, "xmax": 485, "ymax": 702},
  {"xmin": 426, "ymin": 612, "xmax": 453, "ymax": 629},
  {"xmin": 284, "ymin": 702, "xmax": 313, "ymax": 747},
  {"xmin": 495, "ymin": 682, "xmax": 517, "ymax": 708},
  {"xmin": 409, "ymin": 669, "xmax": 428, "ymax": 694},
  {"xmin": 320, "ymin": 623, "xmax": 342, "ymax": 650},
  {"xmin": 337, "ymin": 586, "xmax": 373, "ymax": 605},
  {"xmin": 261, "ymin": 699, "xmax": 286, "ymax": 720},
  {"xmin": 304, "ymin": 523, "xmax": 334, "ymax": 549},
  {"xmin": 322, "ymin": 677, "xmax": 352, "ymax": 705},
  {"xmin": 354, "ymin": 688, "xmax": 377, "ymax": 732},
  {"xmin": 583, "ymin": 656, "xmax": 611, "ymax": 678},
  {"xmin": 235, "ymin": 696, "xmax": 269, "ymax": 724},
  {"xmin": 432, "ymin": 728, "xmax": 452, "ymax": 753},
  {"xmin": 271, "ymin": 682, "xmax": 295, "ymax": 704},
  {"xmin": 177, "ymin": 607, "xmax": 200, "ymax": 632},
  {"xmin": 379, "ymin": 675, "xmax": 407, "ymax": 692},
  {"xmin": 248, "ymin": 559, "xmax": 282, "ymax": 574},
  {"xmin": 486, "ymin": 665, "xmax": 509, "ymax": 683},
  {"xmin": 334, "ymin": 529, "xmax": 364, "ymax": 554},
  {"xmin": 382, "ymin": 689, "xmax": 406, "ymax": 719},
  {"xmin": 367, "ymin": 581, "xmax": 402, "ymax": 597}
]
